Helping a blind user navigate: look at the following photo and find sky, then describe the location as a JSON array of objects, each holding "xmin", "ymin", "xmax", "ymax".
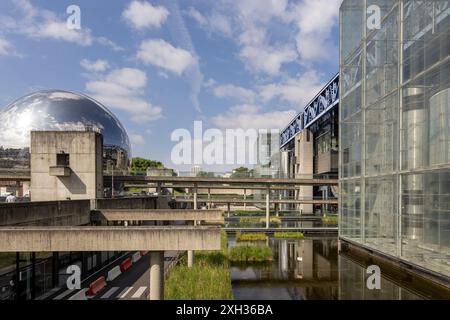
[{"xmin": 0, "ymin": 0, "xmax": 341, "ymax": 172}]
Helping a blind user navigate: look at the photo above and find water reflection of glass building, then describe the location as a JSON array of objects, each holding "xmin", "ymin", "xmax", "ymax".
[{"xmin": 339, "ymin": 0, "xmax": 450, "ymax": 281}]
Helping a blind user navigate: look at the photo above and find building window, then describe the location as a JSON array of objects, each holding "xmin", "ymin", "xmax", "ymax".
[{"xmin": 57, "ymin": 153, "xmax": 70, "ymax": 166}]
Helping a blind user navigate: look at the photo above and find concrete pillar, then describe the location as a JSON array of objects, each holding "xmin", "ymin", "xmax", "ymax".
[
  {"xmin": 275, "ymin": 203, "xmax": 279, "ymax": 217},
  {"xmin": 156, "ymin": 182, "xmax": 162, "ymax": 194},
  {"xmin": 266, "ymin": 187, "xmax": 270, "ymax": 229},
  {"xmin": 150, "ymin": 251, "xmax": 164, "ymax": 300},
  {"xmin": 187, "ymin": 250, "xmax": 194, "ymax": 268},
  {"xmin": 227, "ymin": 202, "xmax": 230, "ymax": 218},
  {"xmin": 207, "ymin": 188, "xmax": 211, "ymax": 209},
  {"xmin": 193, "ymin": 184, "xmax": 197, "ymax": 210},
  {"xmin": 244, "ymin": 189, "xmax": 247, "ymax": 211},
  {"xmin": 16, "ymin": 181, "xmax": 22, "ymax": 197},
  {"xmin": 188, "ymin": 202, "xmax": 195, "ymax": 267}
]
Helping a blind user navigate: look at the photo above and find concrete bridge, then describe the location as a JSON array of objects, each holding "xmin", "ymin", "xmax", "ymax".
[
  {"xmin": 93, "ymin": 209, "xmax": 223, "ymax": 222},
  {"xmin": 174, "ymin": 197, "xmax": 338, "ymax": 205},
  {"xmin": 0, "ymin": 226, "xmax": 220, "ymax": 252},
  {"xmin": 105, "ymin": 175, "xmax": 338, "ymax": 186}
]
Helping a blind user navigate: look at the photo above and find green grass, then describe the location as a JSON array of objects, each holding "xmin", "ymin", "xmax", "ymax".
[
  {"xmin": 165, "ymin": 230, "xmax": 233, "ymax": 300},
  {"xmin": 228, "ymin": 245, "xmax": 273, "ymax": 262},
  {"xmin": 322, "ymin": 215, "xmax": 338, "ymax": 224},
  {"xmin": 274, "ymin": 232, "xmax": 304, "ymax": 239},
  {"xmin": 236, "ymin": 232, "xmax": 268, "ymax": 242},
  {"xmin": 231, "ymin": 210, "xmax": 293, "ymax": 216},
  {"xmin": 231, "ymin": 210, "xmax": 265, "ymax": 216},
  {"xmin": 239, "ymin": 217, "xmax": 281, "ymax": 225}
]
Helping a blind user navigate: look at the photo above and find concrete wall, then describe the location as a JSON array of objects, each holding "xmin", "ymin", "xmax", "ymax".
[
  {"xmin": 295, "ymin": 130, "xmax": 313, "ymax": 213},
  {"xmin": 0, "ymin": 200, "xmax": 90, "ymax": 226},
  {"xmin": 30, "ymin": 131, "xmax": 103, "ymax": 201},
  {"xmin": 94, "ymin": 196, "xmax": 161, "ymax": 210}
]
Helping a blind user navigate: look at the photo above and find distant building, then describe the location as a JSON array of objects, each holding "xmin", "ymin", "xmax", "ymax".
[
  {"xmin": 254, "ymin": 131, "xmax": 281, "ymax": 179},
  {"xmin": 190, "ymin": 165, "xmax": 202, "ymax": 177},
  {"xmin": 220, "ymin": 172, "xmax": 232, "ymax": 178},
  {"xmin": 146, "ymin": 167, "xmax": 176, "ymax": 177},
  {"xmin": 279, "ymin": 74, "xmax": 339, "ymax": 214}
]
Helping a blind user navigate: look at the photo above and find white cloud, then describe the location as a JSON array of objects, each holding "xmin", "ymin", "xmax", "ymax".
[
  {"xmin": 235, "ymin": 0, "xmax": 289, "ymax": 23},
  {"xmin": 123, "ymin": 0, "xmax": 169, "ymax": 30},
  {"xmin": 85, "ymin": 67, "xmax": 162, "ymax": 123},
  {"xmin": 211, "ymin": 104, "xmax": 296, "ymax": 130},
  {"xmin": 80, "ymin": 59, "xmax": 110, "ymax": 73},
  {"xmin": 1, "ymin": 0, "xmax": 119, "ymax": 50},
  {"xmin": 130, "ymin": 133, "xmax": 146, "ymax": 146},
  {"xmin": 213, "ymin": 84, "xmax": 256, "ymax": 103},
  {"xmin": 204, "ymin": 78, "xmax": 217, "ymax": 88},
  {"xmin": 288, "ymin": 0, "xmax": 341, "ymax": 63},
  {"xmin": 224, "ymin": 0, "xmax": 297, "ymax": 76},
  {"xmin": 0, "ymin": 38, "xmax": 12, "ymax": 56},
  {"xmin": 186, "ymin": 7, "xmax": 232, "ymax": 37},
  {"xmin": 37, "ymin": 20, "xmax": 93, "ymax": 46},
  {"xmin": 137, "ymin": 39, "xmax": 196, "ymax": 75},
  {"xmin": 96, "ymin": 37, "xmax": 124, "ymax": 52},
  {"xmin": 258, "ymin": 70, "xmax": 325, "ymax": 107},
  {"xmin": 158, "ymin": 71, "xmax": 169, "ymax": 79},
  {"xmin": 239, "ymin": 45, "xmax": 297, "ymax": 76}
]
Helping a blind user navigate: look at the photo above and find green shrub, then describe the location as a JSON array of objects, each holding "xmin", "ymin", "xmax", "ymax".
[
  {"xmin": 239, "ymin": 217, "xmax": 281, "ymax": 225},
  {"xmin": 228, "ymin": 245, "xmax": 273, "ymax": 262},
  {"xmin": 274, "ymin": 232, "xmax": 304, "ymax": 239},
  {"xmin": 322, "ymin": 215, "xmax": 338, "ymax": 224},
  {"xmin": 236, "ymin": 232, "xmax": 267, "ymax": 241}
]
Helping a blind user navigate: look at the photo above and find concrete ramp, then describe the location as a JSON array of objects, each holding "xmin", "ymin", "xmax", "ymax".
[
  {"xmin": 0, "ymin": 226, "xmax": 221, "ymax": 252},
  {"xmin": 96, "ymin": 209, "xmax": 223, "ymax": 222}
]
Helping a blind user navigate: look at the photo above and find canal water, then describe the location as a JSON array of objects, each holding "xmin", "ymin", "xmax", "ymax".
[{"xmin": 229, "ymin": 236, "xmax": 429, "ymax": 300}]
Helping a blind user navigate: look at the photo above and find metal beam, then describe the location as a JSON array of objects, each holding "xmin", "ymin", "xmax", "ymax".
[
  {"xmin": 96, "ymin": 209, "xmax": 223, "ymax": 222},
  {"xmin": 0, "ymin": 226, "xmax": 221, "ymax": 252},
  {"xmin": 173, "ymin": 198, "xmax": 338, "ymax": 205},
  {"xmin": 125, "ymin": 184, "xmax": 316, "ymax": 191},
  {"xmin": 105, "ymin": 176, "xmax": 338, "ymax": 186}
]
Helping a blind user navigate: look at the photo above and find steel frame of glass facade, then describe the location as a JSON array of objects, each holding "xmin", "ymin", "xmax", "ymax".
[{"xmin": 339, "ymin": 0, "xmax": 450, "ymax": 279}]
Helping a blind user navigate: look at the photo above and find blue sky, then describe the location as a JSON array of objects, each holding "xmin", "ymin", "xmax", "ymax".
[{"xmin": 0, "ymin": 0, "xmax": 341, "ymax": 172}]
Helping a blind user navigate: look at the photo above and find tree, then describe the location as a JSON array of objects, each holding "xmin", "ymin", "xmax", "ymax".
[
  {"xmin": 231, "ymin": 167, "xmax": 253, "ymax": 178},
  {"xmin": 196, "ymin": 171, "xmax": 215, "ymax": 177},
  {"xmin": 131, "ymin": 157, "xmax": 163, "ymax": 174}
]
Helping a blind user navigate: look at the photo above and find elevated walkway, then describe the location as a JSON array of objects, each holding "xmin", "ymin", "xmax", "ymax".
[
  {"xmin": 0, "ymin": 226, "xmax": 221, "ymax": 252},
  {"xmin": 94, "ymin": 209, "xmax": 223, "ymax": 222}
]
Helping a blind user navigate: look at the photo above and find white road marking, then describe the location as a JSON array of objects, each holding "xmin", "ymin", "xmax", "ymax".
[
  {"xmin": 131, "ymin": 286, "xmax": 147, "ymax": 298},
  {"xmin": 118, "ymin": 286, "xmax": 133, "ymax": 299},
  {"xmin": 53, "ymin": 289, "xmax": 75, "ymax": 300},
  {"xmin": 101, "ymin": 287, "xmax": 120, "ymax": 299}
]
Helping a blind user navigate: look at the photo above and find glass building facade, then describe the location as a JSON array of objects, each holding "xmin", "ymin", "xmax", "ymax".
[{"xmin": 339, "ymin": 0, "xmax": 450, "ymax": 278}]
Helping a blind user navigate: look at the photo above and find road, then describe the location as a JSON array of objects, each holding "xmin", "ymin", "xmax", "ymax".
[{"xmin": 42, "ymin": 251, "xmax": 180, "ymax": 300}]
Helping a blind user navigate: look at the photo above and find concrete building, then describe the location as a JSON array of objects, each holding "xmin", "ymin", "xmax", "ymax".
[
  {"xmin": 30, "ymin": 131, "xmax": 103, "ymax": 201},
  {"xmin": 190, "ymin": 165, "xmax": 202, "ymax": 177},
  {"xmin": 339, "ymin": 0, "xmax": 450, "ymax": 284},
  {"xmin": 254, "ymin": 130, "xmax": 281, "ymax": 179},
  {"xmin": 146, "ymin": 167, "xmax": 175, "ymax": 177},
  {"xmin": 279, "ymin": 74, "xmax": 339, "ymax": 214}
]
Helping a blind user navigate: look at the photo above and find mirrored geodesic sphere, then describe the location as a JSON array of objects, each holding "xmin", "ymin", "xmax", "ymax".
[{"xmin": 0, "ymin": 90, "xmax": 131, "ymax": 171}]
